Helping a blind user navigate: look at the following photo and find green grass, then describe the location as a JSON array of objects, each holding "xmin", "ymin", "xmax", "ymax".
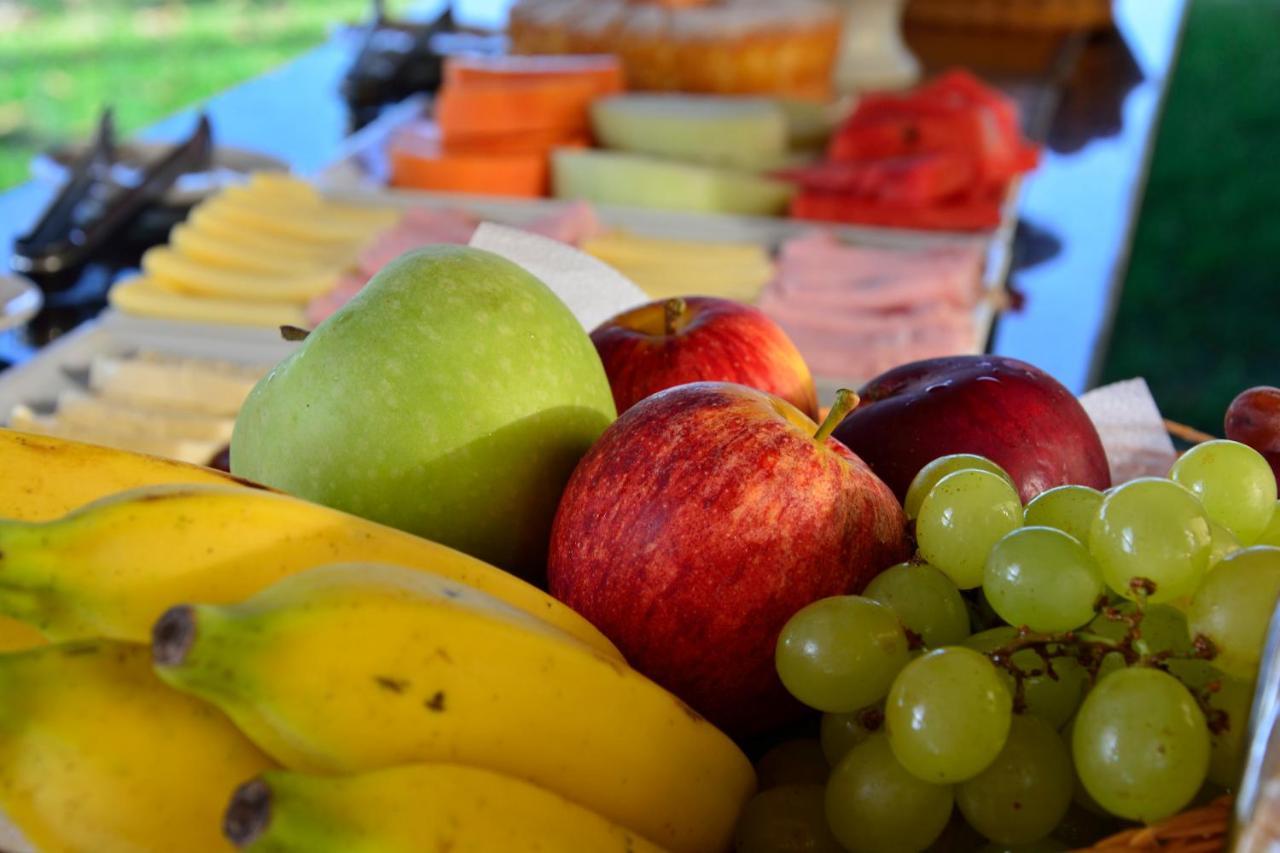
[
  {"xmin": 1100, "ymin": 0, "xmax": 1280, "ymax": 432},
  {"xmin": 0, "ymin": 0, "xmax": 372, "ymax": 188}
]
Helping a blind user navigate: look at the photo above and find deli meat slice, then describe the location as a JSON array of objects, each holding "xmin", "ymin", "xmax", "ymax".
[
  {"xmin": 522, "ymin": 201, "xmax": 604, "ymax": 245},
  {"xmin": 759, "ymin": 229, "xmax": 987, "ymax": 380},
  {"xmin": 309, "ymin": 202, "xmax": 607, "ymax": 325}
]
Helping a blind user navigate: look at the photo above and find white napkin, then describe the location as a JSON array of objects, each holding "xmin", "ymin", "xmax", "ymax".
[
  {"xmin": 1079, "ymin": 377, "xmax": 1178, "ymax": 485},
  {"xmin": 469, "ymin": 222, "xmax": 650, "ymax": 332}
]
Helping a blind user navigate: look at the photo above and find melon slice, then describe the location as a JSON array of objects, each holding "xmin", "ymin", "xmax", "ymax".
[
  {"xmin": 552, "ymin": 149, "xmax": 794, "ymax": 217},
  {"xmin": 591, "ymin": 95, "xmax": 789, "ymax": 171}
]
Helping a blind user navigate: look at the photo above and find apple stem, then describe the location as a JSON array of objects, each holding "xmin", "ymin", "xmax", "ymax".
[
  {"xmin": 814, "ymin": 389, "xmax": 859, "ymax": 442},
  {"xmin": 663, "ymin": 297, "xmax": 686, "ymax": 337}
]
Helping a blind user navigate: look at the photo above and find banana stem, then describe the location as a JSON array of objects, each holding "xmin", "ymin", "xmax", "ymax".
[
  {"xmin": 815, "ymin": 389, "xmax": 859, "ymax": 442},
  {"xmin": 152, "ymin": 605, "xmax": 198, "ymax": 667},
  {"xmin": 224, "ymin": 778, "xmax": 272, "ymax": 848}
]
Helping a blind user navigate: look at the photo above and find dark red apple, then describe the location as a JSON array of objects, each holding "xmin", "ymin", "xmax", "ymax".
[
  {"xmin": 590, "ymin": 296, "xmax": 819, "ymax": 418},
  {"xmin": 1226, "ymin": 387, "xmax": 1280, "ymax": 480},
  {"xmin": 831, "ymin": 354, "xmax": 1111, "ymax": 503},
  {"xmin": 547, "ymin": 382, "xmax": 909, "ymax": 735}
]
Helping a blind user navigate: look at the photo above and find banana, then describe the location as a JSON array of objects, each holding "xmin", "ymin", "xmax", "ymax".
[
  {"xmin": 154, "ymin": 563, "xmax": 755, "ymax": 853},
  {"xmin": 0, "ymin": 428, "xmax": 255, "ymax": 522},
  {"xmin": 0, "ymin": 429, "xmax": 255, "ymax": 653},
  {"xmin": 0, "ymin": 639, "xmax": 275, "ymax": 852},
  {"xmin": 0, "ymin": 620, "xmax": 44, "ymax": 654},
  {"xmin": 0, "ymin": 482, "xmax": 619, "ymax": 658},
  {"xmin": 223, "ymin": 764, "xmax": 668, "ymax": 852}
]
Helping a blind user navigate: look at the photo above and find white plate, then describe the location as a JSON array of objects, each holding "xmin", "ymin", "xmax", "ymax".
[{"xmin": 0, "ymin": 273, "xmax": 42, "ymax": 333}]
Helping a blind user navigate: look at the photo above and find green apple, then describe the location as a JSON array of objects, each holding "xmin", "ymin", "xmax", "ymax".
[{"xmin": 230, "ymin": 245, "xmax": 616, "ymax": 579}]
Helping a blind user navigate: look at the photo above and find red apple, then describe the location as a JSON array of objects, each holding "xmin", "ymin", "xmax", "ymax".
[
  {"xmin": 547, "ymin": 382, "xmax": 909, "ymax": 735},
  {"xmin": 832, "ymin": 354, "xmax": 1111, "ymax": 503},
  {"xmin": 1226, "ymin": 387, "xmax": 1280, "ymax": 480},
  {"xmin": 590, "ymin": 296, "xmax": 819, "ymax": 419}
]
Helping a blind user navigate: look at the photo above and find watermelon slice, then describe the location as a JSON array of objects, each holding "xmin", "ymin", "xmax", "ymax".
[{"xmin": 776, "ymin": 152, "xmax": 976, "ymax": 206}]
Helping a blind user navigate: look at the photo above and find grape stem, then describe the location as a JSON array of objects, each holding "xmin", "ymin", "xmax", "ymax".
[{"xmin": 982, "ymin": 587, "xmax": 1221, "ymax": 722}]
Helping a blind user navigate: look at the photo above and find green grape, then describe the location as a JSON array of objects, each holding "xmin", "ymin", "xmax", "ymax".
[
  {"xmin": 957, "ymin": 715, "xmax": 1074, "ymax": 845},
  {"xmin": 1188, "ymin": 546, "xmax": 1280, "ymax": 680},
  {"xmin": 864, "ymin": 561, "xmax": 971, "ymax": 647},
  {"xmin": 886, "ymin": 647, "xmax": 1012, "ymax": 783},
  {"xmin": 983, "ymin": 527, "xmax": 1104, "ymax": 632},
  {"xmin": 1023, "ymin": 485, "xmax": 1104, "ymax": 545},
  {"xmin": 820, "ymin": 706, "xmax": 882, "ymax": 766},
  {"xmin": 1072, "ymin": 667, "xmax": 1210, "ymax": 822},
  {"xmin": 918, "ymin": 470, "xmax": 1024, "ymax": 589},
  {"xmin": 1206, "ymin": 677, "xmax": 1254, "ymax": 789},
  {"xmin": 964, "ymin": 628, "xmax": 1088, "ymax": 729},
  {"xmin": 756, "ymin": 739, "xmax": 830, "ymax": 789},
  {"xmin": 734, "ymin": 784, "xmax": 843, "ymax": 853},
  {"xmin": 1208, "ymin": 521, "xmax": 1242, "ymax": 570},
  {"xmin": 1258, "ymin": 501, "xmax": 1280, "ymax": 547},
  {"xmin": 905, "ymin": 454, "xmax": 1016, "ymax": 519},
  {"xmin": 1170, "ymin": 439, "xmax": 1278, "ymax": 545},
  {"xmin": 776, "ymin": 596, "xmax": 911, "ymax": 712},
  {"xmin": 826, "ymin": 734, "xmax": 954, "ymax": 853},
  {"xmin": 1166, "ymin": 658, "xmax": 1223, "ymax": 692},
  {"xmin": 1089, "ymin": 478, "xmax": 1212, "ymax": 603}
]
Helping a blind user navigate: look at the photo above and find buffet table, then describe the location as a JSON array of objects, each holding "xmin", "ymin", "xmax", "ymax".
[{"xmin": 0, "ymin": 0, "xmax": 1188, "ymax": 394}]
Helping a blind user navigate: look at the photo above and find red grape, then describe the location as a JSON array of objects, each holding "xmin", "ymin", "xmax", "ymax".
[{"xmin": 1225, "ymin": 386, "xmax": 1280, "ymax": 479}]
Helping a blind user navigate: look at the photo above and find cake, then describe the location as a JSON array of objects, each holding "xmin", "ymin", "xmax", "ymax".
[{"xmin": 507, "ymin": 0, "xmax": 842, "ymax": 98}]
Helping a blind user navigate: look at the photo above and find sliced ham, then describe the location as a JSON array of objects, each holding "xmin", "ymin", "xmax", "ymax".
[
  {"xmin": 523, "ymin": 201, "xmax": 603, "ymax": 244},
  {"xmin": 759, "ymin": 228, "xmax": 986, "ymax": 381}
]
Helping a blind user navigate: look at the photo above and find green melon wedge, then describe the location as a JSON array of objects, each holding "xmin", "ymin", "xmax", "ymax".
[
  {"xmin": 591, "ymin": 94, "xmax": 789, "ymax": 171},
  {"xmin": 551, "ymin": 148, "xmax": 795, "ymax": 217}
]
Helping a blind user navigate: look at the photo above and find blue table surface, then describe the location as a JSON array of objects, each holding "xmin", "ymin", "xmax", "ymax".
[{"xmin": 0, "ymin": 0, "xmax": 1188, "ymax": 393}]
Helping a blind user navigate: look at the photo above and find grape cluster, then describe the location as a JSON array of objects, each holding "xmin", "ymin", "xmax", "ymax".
[{"xmin": 742, "ymin": 439, "xmax": 1280, "ymax": 853}]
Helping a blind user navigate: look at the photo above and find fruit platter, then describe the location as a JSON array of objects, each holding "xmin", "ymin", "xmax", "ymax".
[{"xmin": 2, "ymin": 171, "xmax": 1280, "ymax": 853}]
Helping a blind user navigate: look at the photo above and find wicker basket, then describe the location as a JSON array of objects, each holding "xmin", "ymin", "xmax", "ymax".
[
  {"xmin": 1074, "ymin": 796, "xmax": 1231, "ymax": 851},
  {"xmin": 905, "ymin": 0, "xmax": 1113, "ymax": 32}
]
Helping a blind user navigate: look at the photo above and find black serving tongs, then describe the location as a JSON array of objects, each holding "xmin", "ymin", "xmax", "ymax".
[{"xmin": 11, "ymin": 112, "xmax": 214, "ymax": 281}]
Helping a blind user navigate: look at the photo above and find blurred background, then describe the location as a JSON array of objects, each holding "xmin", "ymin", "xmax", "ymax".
[{"xmin": 1, "ymin": 0, "xmax": 1276, "ymax": 431}]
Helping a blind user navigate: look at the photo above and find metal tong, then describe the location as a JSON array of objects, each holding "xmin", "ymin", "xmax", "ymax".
[
  {"xmin": 11, "ymin": 111, "xmax": 213, "ymax": 280},
  {"xmin": 1234, "ymin": 602, "xmax": 1280, "ymax": 850}
]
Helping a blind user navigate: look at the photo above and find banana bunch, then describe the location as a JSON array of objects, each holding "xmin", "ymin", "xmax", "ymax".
[
  {"xmin": 0, "ymin": 481, "xmax": 616, "ymax": 656},
  {"xmin": 0, "ymin": 640, "xmax": 275, "ymax": 853},
  {"xmin": 0, "ymin": 430, "xmax": 757, "ymax": 852},
  {"xmin": 223, "ymin": 764, "xmax": 666, "ymax": 852}
]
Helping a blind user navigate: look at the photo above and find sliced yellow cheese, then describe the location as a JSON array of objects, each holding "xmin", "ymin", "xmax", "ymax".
[
  {"xmin": 7, "ymin": 405, "xmax": 225, "ymax": 466},
  {"xmin": 216, "ymin": 188, "xmax": 400, "ymax": 233},
  {"xmin": 109, "ymin": 277, "xmax": 307, "ymax": 329},
  {"xmin": 196, "ymin": 197, "xmax": 383, "ymax": 246},
  {"xmin": 89, "ymin": 351, "xmax": 268, "ymax": 417},
  {"xmin": 143, "ymin": 247, "xmax": 337, "ymax": 302},
  {"xmin": 582, "ymin": 231, "xmax": 773, "ymax": 268},
  {"xmin": 54, "ymin": 388, "xmax": 237, "ymax": 443},
  {"xmin": 170, "ymin": 224, "xmax": 335, "ymax": 277},
  {"xmin": 619, "ymin": 267, "xmax": 771, "ymax": 303},
  {"xmin": 187, "ymin": 208, "xmax": 363, "ymax": 264},
  {"xmin": 244, "ymin": 172, "xmax": 323, "ymax": 204}
]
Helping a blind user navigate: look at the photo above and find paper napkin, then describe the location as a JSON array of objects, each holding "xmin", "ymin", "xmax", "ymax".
[
  {"xmin": 469, "ymin": 222, "xmax": 650, "ymax": 332},
  {"xmin": 1079, "ymin": 377, "xmax": 1178, "ymax": 485}
]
